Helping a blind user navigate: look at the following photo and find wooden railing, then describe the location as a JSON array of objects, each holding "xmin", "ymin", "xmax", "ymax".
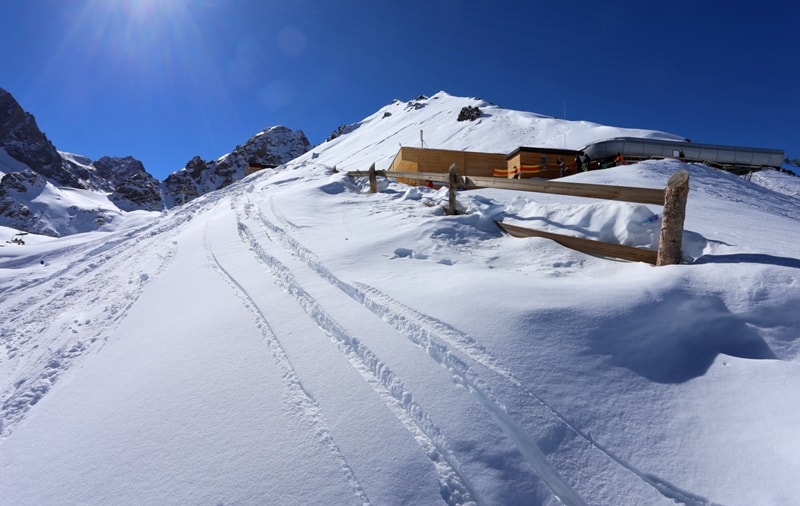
[{"xmin": 349, "ymin": 164, "xmax": 689, "ymax": 265}]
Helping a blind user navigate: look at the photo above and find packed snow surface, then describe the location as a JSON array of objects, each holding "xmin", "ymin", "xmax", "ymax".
[{"xmin": 1, "ymin": 93, "xmax": 799, "ymax": 505}]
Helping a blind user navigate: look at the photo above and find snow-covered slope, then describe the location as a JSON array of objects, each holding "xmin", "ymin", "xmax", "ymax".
[
  {"xmin": 0, "ymin": 166, "xmax": 156, "ymax": 237},
  {"xmin": 1, "ymin": 142, "xmax": 799, "ymax": 504},
  {"xmin": 304, "ymin": 91, "xmax": 685, "ymax": 173},
  {"xmin": 2, "ymin": 90, "xmax": 799, "ymax": 505}
]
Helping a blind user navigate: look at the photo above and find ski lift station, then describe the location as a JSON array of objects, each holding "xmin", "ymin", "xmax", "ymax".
[
  {"xmin": 579, "ymin": 137, "xmax": 785, "ymax": 174},
  {"xmin": 387, "ymin": 138, "xmax": 784, "ymax": 181}
]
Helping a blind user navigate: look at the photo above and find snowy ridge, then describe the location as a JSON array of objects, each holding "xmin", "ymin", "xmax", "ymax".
[{"xmin": 302, "ymin": 91, "xmax": 685, "ymax": 174}]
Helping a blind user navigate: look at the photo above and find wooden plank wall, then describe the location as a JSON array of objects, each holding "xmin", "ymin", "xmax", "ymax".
[
  {"xmin": 390, "ymin": 147, "xmax": 506, "ymax": 185},
  {"xmin": 507, "ymin": 151, "xmax": 577, "ymax": 179}
]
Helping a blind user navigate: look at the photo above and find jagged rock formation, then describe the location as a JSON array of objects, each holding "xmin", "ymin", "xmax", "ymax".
[
  {"xmin": 0, "ymin": 88, "xmax": 78, "ymax": 187},
  {"xmin": 162, "ymin": 126, "xmax": 310, "ymax": 207},
  {"xmin": 0, "ymin": 169, "xmax": 46, "ymax": 232},
  {"xmin": 1, "ymin": 86, "xmax": 312, "ymax": 235},
  {"xmin": 326, "ymin": 123, "xmax": 361, "ymax": 142},
  {"xmin": 457, "ymin": 105, "xmax": 482, "ymax": 122},
  {"xmin": 93, "ymin": 156, "xmax": 163, "ymax": 212}
]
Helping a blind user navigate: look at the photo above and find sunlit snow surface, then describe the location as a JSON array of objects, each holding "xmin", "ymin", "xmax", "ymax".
[{"xmin": 1, "ymin": 93, "xmax": 799, "ymax": 505}]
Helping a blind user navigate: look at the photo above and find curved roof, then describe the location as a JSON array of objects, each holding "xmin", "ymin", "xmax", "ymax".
[{"xmin": 579, "ymin": 137, "xmax": 784, "ymax": 168}]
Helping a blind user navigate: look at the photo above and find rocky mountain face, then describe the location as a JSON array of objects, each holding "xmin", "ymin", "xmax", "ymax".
[
  {"xmin": 162, "ymin": 126, "xmax": 311, "ymax": 207},
  {"xmin": 93, "ymin": 156, "xmax": 163, "ymax": 212},
  {"xmin": 0, "ymin": 169, "xmax": 47, "ymax": 232},
  {"xmin": 0, "ymin": 88, "xmax": 74, "ymax": 187},
  {"xmin": 0, "ymin": 87, "xmax": 311, "ymax": 235}
]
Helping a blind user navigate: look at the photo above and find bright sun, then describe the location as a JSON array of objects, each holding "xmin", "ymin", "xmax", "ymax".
[
  {"xmin": 74, "ymin": 0, "xmax": 202, "ymax": 82},
  {"xmin": 128, "ymin": 0, "xmax": 192, "ymax": 24}
]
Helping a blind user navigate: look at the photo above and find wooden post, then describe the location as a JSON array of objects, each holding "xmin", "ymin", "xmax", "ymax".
[
  {"xmin": 368, "ymin": 163, "xmax": 376, "ymax": 193},
  {"xmin": 448, "ymin": 163, "xmax": 458, "ymax": 215},
  {"xmin": 657, "ymin": 170, "xmax": 690, "ymax": 266}
]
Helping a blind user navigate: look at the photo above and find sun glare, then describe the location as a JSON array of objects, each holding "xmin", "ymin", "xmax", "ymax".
[
  {"xmin": 72, "ymin": 0, "xmax": 208, "ymax": 89},
  {"xmin": 118, "ymin": 0, "xmax": 186, "ymax": 22}
]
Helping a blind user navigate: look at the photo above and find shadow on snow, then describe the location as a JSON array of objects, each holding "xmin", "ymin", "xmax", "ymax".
[{"xmin": 588, "ymin": 291, "xmax": 775, "ymax": 384}]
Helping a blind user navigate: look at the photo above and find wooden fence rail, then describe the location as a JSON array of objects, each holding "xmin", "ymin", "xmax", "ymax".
[{"xmin": 348, "ymin": 166, "xmax": 689, "ymax": 265}]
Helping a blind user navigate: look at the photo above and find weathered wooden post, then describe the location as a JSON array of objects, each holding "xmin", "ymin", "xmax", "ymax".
[
  {"xmin": 448, "ymin": 163, "xmax": 458, "ymax": 215},
  {"xmin": 368, "ymin": 163, "xmax": 377, "ymax": 194},
  {"xmin": 657, "ymin": 169, "xmax": 690, "ymax": 266}
]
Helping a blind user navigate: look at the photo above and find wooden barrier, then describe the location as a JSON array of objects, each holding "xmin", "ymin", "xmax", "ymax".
[
  {"xmin": 462, "ymin": 175, "xmax": 665, "ymax": 205},
  {"xmin": 348, "ymin": 166, "xmax": 689, "ymax": 265}
]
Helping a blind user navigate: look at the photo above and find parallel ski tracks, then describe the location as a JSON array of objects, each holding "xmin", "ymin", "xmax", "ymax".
[
  {"xmin": 238, "ymin": 197, "xmax": 584, "ymax": 506},
  {"xmin": 230, "ymin": 198, "xmax": 482, "ymax": 506},
  {"xmin": 204, "ymin": 229, "xmax": 371, "ymax": 506},
  {"xmin": 242, "ymin": 194, "xmax": 714, "ymax": 506}
]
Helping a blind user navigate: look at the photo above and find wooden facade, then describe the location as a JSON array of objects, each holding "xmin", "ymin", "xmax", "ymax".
[
  {"xmin": 502, "ymin": 147, "xmax": 580, "ymax": 179},
  {"xmin": 389, "ymin": 147, "xmax": 507, "ymax": 185},
  {"xmin": 387, "ymin": 146, "xmax": 584, "ymax": 184},
  {"xmin": 245, "ymin": 162, "xmax": 278, "ymax": 176}
]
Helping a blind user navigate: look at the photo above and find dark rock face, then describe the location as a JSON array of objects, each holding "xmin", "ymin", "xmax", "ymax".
[
  {"xmin": 0, "ymin": 169, "xmax": 49, "ymax": 234},
  {"xmin": 326, "ymin": 123, "xmax": 361, "ymax": 142},
  {"xmin": 457, "ymin": 105, "xmax": 482, "ymax": 122},
  {"xmin": 93, "ymin": 156, "xmax": 163, "ymax": 211},
  {"xmin": 0, "ymin": 88, "xmax": 77, "ymax": 187},
  {"xmin": 161, "ymin": 126, "xmax": 311, "ymax": 207}
]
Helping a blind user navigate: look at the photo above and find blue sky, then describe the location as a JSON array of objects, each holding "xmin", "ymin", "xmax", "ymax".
[{"xmin": 2, "ymin": 0, "xmax": 798, "ymax": 179}]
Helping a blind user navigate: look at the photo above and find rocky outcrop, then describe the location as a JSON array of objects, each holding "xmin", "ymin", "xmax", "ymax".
[
  {"xmin": 0, "ymin": 169, "xmax": 50, "ymax": 234},
  {"xmin": 161, "ymin": 126, "xmax": 310, "ymax": 207},
  {"xmin": 93, "ymin": 156, "xmax": 163, "ymax": 211},
  {"xmin": 0, "ymin": 88, "xmax": 78, "ymax": 187}
]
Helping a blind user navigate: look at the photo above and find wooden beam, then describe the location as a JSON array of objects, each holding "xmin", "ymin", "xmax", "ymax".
[
  {"xmin": 496, "ymin": 222, "xmax": 658, "ymax": 264},
  {"xmin": 349, "ymin": 170, "xmax": 665, "ymax": 205},
  {"xmin": 464, "ymin": 176, "xmax": 665, "ymax": 205}
]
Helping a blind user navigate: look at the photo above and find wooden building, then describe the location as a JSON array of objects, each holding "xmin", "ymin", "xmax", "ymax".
[
  {"xmin": 388, "ymin": 147, "xmax": 507, "ymax": 185},
  {"xmin": 501, "ymin": 147, "xmax": 580, "ymax": 179},
  {"xmin": 245, "ymin": 162, "xmax": 278, "ymax": 176}
]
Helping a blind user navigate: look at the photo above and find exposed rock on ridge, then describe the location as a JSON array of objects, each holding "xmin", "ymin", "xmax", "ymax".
[{"xmin": 162, "ymin": 125, "xmax": 310, "ymax": 207}]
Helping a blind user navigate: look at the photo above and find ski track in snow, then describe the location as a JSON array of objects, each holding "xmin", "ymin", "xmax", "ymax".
[
  {"xmin": 232, "ymin": 196, "xmax": 482, "ymax": 506},
  {"xmin": 252, "ymin": 193, "xmax": 716, "ymax": 506},
  {"xmin": 204, "ymin": 223, "xmax": 371, "ymax": 506},
  {"xmin": 0, "ymin": 193, "xmax": 223, "ymax": 440}
]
